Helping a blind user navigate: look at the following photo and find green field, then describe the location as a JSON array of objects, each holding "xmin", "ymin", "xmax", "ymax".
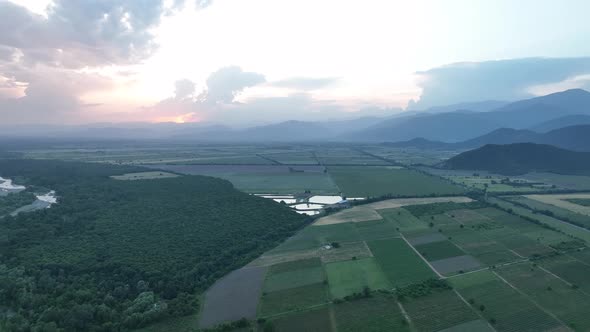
[
  {"xmin": 263, "ymin": 258, "xmax": 326, "ymax": 293},
  {"xmin": 378, "ymin": 208, "xmax": 428, "ymax": 233},
  {"xmin": 110, "ymin": 171, "xmax": 179, "ymax": 180},
  {"xmin": 210, "ymin": 172, "xmax": 340, "ymax": 194},
  {"xmin": 368, "ymin": 238, "xmax": 436, "ymax": 287},
  {"xmin": 258, "ymin": 282, "xmax": 329, "ymax": 317},
  {"xmin": 451, "ymin": 270, "xmax": 565, "ymax": 332},
  {"xmin": 328, "ymin": 166, "xmax": 464, "ymax": 197},
  {"xmin": 414, "ymin": 241, "xmax": 465, "ymax": 261},
  {"xmin": 325, "ymin": 258, "xmax": 391, "ymax": 299},
  {"xmin": 268, "ymin": 307, "xmax": 333, "ymax": 332},
  {"xmin": 506, "ymin": 195, "xmax": 590, "ymax": 229},
  {"xmin": 333, "ymin": 295, "xmax": 410, "ymax": 332},
  {"xmin": 567, "ymin": 198, "xmax": 590, "ymax": 206},
  {"xmin": 402, "ymin": 290, "xmax": 479, "ymax": 332}
]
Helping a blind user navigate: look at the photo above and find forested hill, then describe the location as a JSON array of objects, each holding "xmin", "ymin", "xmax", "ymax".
[
  {"xmin": 0, "ymin": 159, "xmax": 306, "ymax": 331},
  {"xmin": 439, "ymin": 143, "xmax": 590, "ymax": 175}
]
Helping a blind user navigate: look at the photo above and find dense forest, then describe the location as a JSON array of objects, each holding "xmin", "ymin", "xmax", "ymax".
[
  {"xmin": 0, "ymin": 159, "xmax": 307, "ymax": 331},
  {"xmin": 0, "ymin": 191, "xmax": 37, "ymax": 217}
]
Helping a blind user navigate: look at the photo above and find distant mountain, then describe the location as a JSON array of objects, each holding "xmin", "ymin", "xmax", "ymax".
[
  {"xmin": 389, "ymin": 124, "xmax": 590, "ymax": 152},
  {"xmin": 439, "ymin": 143, "xmax": 590, "ymax": 175},
  {"xmin": 530, "ymin": 114, "xmax": 590, "ymax": 132},
  {"xmin": 423, "ymin": 100, "xmax": 508, "ymax": 113},
  {"xmin": 348, "ymin": 89, "xmax": 590, "ymax": 142}
]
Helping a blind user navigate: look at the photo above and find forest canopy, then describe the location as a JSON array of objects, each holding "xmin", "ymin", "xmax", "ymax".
[{"xmin": 0, "ymin": 159, "xmax": 306, "ymax": 331}]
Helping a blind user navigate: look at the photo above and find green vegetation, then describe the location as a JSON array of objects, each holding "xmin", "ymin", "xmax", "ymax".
[
  {"xmin": 0, "ymin": 159, "xmax": 307, "ymax": 331},
  {"xmin": 110, "ymin": 171, "xmax": 179, "ymax": 180},
  {"xmin": 328, "ymin": 166, "xmax": 464, "ymax": 197},
  {"xmin": 497, "ymin": 263, "xmax": 590, "ymax": 331},
  {"xmin": 268, "ymin": 307, "xmax": 333, "ymax": 332},
  {"xmin": 441, "ymin": 143, "xmax": 590, "ymax": 175},
  {"xmin": 258, "ymin": 282, "xmax": 329, "ymax": 317},
  {"xmin": 0, "ymin": 190, "xmax": 36, "ymax": 216},
  {"xmin": 567, "ymin": 198, "xmax": 590, "ymax": 206},
  {"xmin": 451, "ymin": 270, "xmax": 565, "ymax": 332},
  {"xmin": 506, "ymin": 196, "xmax": 590, "ymax": 229},
  {"xmin": 263, "ymin": 258, "xmax": 325, "ymax": 293},
  {"xmin": 367, "ymin": 238, "xmax": 436, "ymax": 287},
  {"xmin": 414, "ymin": 241, "xmax": 465, "ymax": 261},
  {"xmin": 325, "ymin": 258, "xmax": 391, "ymax": 299},
  {"xmin": 333, "ymin": 294, "xmax": 410, "ymax": 332},
  {"xmin": 401, "ymin": 289, "xmax": 478, "ymax": 332}
]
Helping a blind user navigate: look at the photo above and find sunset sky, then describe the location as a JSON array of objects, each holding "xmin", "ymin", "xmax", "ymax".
[{"xmin": 2, "ymin": 0, "xmax": 590, "ymax": 126}]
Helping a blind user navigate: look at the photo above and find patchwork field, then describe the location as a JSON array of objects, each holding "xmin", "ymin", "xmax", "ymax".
[
  {"xmin": 328, "ymin": 166, "xmax": 464, "ymax": 197},
  {"xmin": 148, "ymin": 164, "xmax": 340, "ymax": 194},
  {"xmin": 526, "ymin": 193, "xmax": 590, "ymax": 217},
  {"xmin": 110, "ymin": 171, "xmax": 179, "ymax": 180}
]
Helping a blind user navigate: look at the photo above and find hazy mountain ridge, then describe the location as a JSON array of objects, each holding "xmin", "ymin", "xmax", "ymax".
[
  {"xmin": 1, "ymin": 89, "xmax": 589, "ymax": 143},
  {"xmin": 349, "ymin": 89, "xmax": 590, "ymax": 142},
  {"xmin": 439, "ymin": 143, "xmax": 590, "ymax": 175},
  {"xmin": 387, "ymin": 124, "xmax": 590, "ymax": 152}
]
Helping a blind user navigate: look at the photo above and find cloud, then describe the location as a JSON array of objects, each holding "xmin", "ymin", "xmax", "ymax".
[
  {"xmin": 174, "ymin": 79, "xmax": 196, "ymax": 99},
  {"xmin": 270, "ymin": 77, "xmax": 339, "ymax": 91},
  {"xmin": 409, "ymin": 57, "xmax": 590, "ymax": 110},
  {"xmin": 0, "ymin": 0, "xmax": 166, "ymax": 68},
  {"xmin": 0, "ymin": 0, "xmax": 173, "ymax": 123},
  {"xmin": 199, "ymin": 66, "xmax": 266, "ymax": 104}
]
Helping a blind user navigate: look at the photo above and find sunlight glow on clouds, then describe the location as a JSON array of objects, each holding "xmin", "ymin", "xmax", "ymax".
[{"xmin": 1, "ymin": 0, "xmax": 590, "ymax": 125}]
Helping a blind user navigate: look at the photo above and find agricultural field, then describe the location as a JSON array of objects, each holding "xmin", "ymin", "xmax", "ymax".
[
  {"xmin": 110, "ymin": 171, "xmax": 179, "ymax": 180},
  {"xmin": 525, "ymin": 193, "xmax": 590, "ymax": 217},
  {"xmin": 147, "ymin": 164, "xmax": 340, "ymax": 194},
  {"xmin": 196, "ymin": 190, "xmax": 590, "ymax": 331},
  {"xmin": 328, "ymin": 166, "xmax": 464, "ymax": 197},
  {"xmin": 10, "ymin": 142, "xmax": 590, "ymax": 331}
]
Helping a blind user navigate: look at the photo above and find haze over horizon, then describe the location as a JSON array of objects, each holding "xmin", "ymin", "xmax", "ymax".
[{"xmin": 2, "ymin": 0, "xmax": 590, "ymax": 126}]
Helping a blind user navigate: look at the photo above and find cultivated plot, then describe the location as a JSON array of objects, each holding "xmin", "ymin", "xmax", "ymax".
[{"xmin": 328, "ymin": 166, "xmax": 464, "ymax": 197}]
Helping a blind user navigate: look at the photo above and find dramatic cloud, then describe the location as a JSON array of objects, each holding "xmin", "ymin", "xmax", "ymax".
[
  {"xmin": 0, "ymin": 0, "xmax": 165, "ymax": 68},
  {"xmin": 198, "ymin": 66, "xmax": 266, "ymax": 104},
  {"xmin": 270, "ymin": 77, "xmax": 339, "ymax": 91},
  {"xmin": 409, "ymin": 57, "xmax": 590, "ymax": 110},
  {"xmin": 0, "ymin": 0, "xmax": 173, "ymax": 123}
]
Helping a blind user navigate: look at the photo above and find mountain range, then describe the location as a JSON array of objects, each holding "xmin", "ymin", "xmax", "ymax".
[
  {"xmin": 388, "ymin": 124, "xmax": 590, "ymax": 152},
  {"xmin": 440, "ymin": 143, "xmax": 590, "ymax": 175},
  {"xmin": 1, "ymin": 89, "xmax": 589, "ymax": 143}
]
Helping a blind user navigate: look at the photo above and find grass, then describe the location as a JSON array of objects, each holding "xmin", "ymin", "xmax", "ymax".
[
  {"xmin": 526, "ymin": 194, "xmax": 590, "ymax": 217},
  {"xmin": 110, "ymin": 171, "xmax": 179, "ymax": 180},
  {"xmin": 487, "ymin": 197, "xmax": 590, "ymax": 244},
  {"xmin": 402, "ymin": 290, "xmax": 479, "ymax": 332},
  {"xmin": 258, "ymin": 282, "xmax": 329, "ymax": 317},
  {"xmin": 378, "ymin": 208, "xmax": 428, "ymax": 233},
  {"xmin": 263, "ymin": 264, "xmax": 325, "ymax": 293},
  {"xmin": 269, "ymin": 222, "xmax": 361, "ymax": 254},
  {"xmin": 328, "ymin": 166, "xmax": 464, "ymax": 197},
  {"xmin": 539, "ymin": 255, "xmax": 590, "ymax": 294},
  {"xmin": 451, "ymin": 270, "xmax": 564, "ymax": 332},
  {"xmin": 325, "ymin": 258, "xmax": 391, "ymax": 299},
  {"xmin": 414, "ymin": 241, "xmax": 465, "ymax": 261},
  {"xmin": 367, "ymin": 238, "xmax": 436, "ymax": 287},
  {"xmin": 497, "ymin": 262, "xmax": 590, "ymax": 331},
  {"xmin": 333, "ymin": 294, "xmax": 411, "ymax": 332},
  {"xmin": 354, "ymin": 219, "xmax": 400, "ymax": 241},
  {"xmin": 216, "ymin": 172, "xmax": 340, "ymax": 194},
  {"xmin": 268, "ymin": 307, "xmax": 333, "ymax": 332},
  {"xmin": 567, "ymin": 198, "xmax": 590, "ymax": 207},
  {"xmin": 507, "ymin": 195, "xmax": 590, "ymax": 229}
]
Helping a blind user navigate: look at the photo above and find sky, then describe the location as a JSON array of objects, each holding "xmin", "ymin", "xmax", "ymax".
[{"xmin": 1, "ymin": 0, "xmax": 590, "ymax": 126}]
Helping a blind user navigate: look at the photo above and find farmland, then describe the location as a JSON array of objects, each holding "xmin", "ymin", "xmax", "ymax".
[
  {"xmin": 6, "ymin": 142, "xmax": 590, "ymax": 331},
  {"xmin": 328, "ymin": 166, "xmax": 465, "ymax": 197}
]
